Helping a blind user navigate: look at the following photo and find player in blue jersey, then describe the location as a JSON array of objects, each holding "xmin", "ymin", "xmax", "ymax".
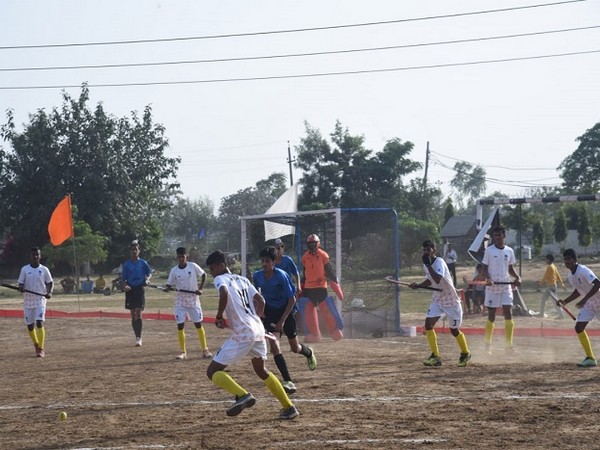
[
  {"xmin": 253, "ymin": 246, "xmax": 317, "ymax": 395},
  {"xmin": 121, "ymin": 240, "xmax": 152, "ymax": 347}
]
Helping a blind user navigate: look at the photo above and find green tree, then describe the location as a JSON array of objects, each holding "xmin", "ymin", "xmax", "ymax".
[
  {"xmin": 450, "ymin": 161, "xmax": 487, "ymax": 209},
  {"xmin": 577, "ymin": 206, "xmax": 592, "ymax": 247},
  {"xmin": 532, "ymin": 219, "xmax": 544, "ymax": 256},
  {"xmin": 398, "ymin": 214, "xmax": 439, "ymax": 267},
  {"xmin": 295, "ymin": 121, "xmax": 422, "ymax": 209},
  {"xmin": 559, "ymin": 122, "xmax": 600, "ymax": 193},
  {"xmin": 443, "ymin": 198, "xmax": 455, "ymax": 225},
  {"xmin": 42, "ymin": 221, "xmax": 108, "ymax": 271},
  {"xmin": 218, "ymin": 173, "xmax": 288, "ymax": 251},
  {"xmin": 0, "ymin": 85, "xmax": 180, "ymax": 268},
  {"xmin": 553, "ymin": 209, "xmax": 568, "ymax": 248},
  {"xmin": 160, "ymin": 196, "xmax": 216, "ymax": 252}
]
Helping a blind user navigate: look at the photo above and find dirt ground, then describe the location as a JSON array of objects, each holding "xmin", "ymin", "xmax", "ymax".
[{"xmin": 1, "ymin": 310, "xmax": 600, "ymax": 450}]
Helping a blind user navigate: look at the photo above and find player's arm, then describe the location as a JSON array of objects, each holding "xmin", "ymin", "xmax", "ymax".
[
  {"xmin": 198, "ymin": 272, "xmax": 206, "ymax": 292},
  {"xmin": 508, "ymin": 264, "xmax": 521, "ymax": 286},
  {"xmin": 253, "ymin": 291, "xmax": 266, "ymax": 318},
  {"xmin": 324, "ymin": 262, "xmax": 338, "ymax": 283},
  {"xmin": 215, "ymin": 285, "xmax": 229, "ymax": 328},
  {"xmin": 558, "ymin": 288, "xmax": 581, "ymax": 306},
  {"xmin": 45, "ymin": 281, "xmax": 53, "ymax": 299}
]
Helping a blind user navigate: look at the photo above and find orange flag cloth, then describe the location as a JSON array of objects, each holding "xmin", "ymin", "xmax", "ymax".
[{"xmin": 48, "ymin": 195, "xmax": 74, "ymax": 246}]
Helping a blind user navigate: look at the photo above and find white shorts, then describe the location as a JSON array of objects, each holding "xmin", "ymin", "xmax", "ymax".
[
  {"xmin": 24, "ymin": 306, "xmax": 46, "ymax": 325},
  {"xmin": 576, "ymin": 300, "xmax": 600, "ymax": 323},
  {"xmin": 174, "ymin": 305, "xmax": 203, "ymax": 324},
  {"xmin": 485, "ymin": 291, "xmax": 513, "ymax": 309},
  {"xmin": 426, "ymin": 302, "xmax": 463, "ymax": 329},
  {"xmin": 213, "ymin": 338, "xmax": 267, "ymax": 366}
]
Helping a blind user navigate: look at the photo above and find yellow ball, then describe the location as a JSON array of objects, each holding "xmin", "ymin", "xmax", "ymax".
[{"xmin": 58, "ymin": 411, "xmax": 68, "ymax": 421}]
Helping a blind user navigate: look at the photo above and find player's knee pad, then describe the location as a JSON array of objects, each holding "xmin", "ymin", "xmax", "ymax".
[{"xmin": 321, "ymin": 296, "xmax": 344, "ymax": 331}]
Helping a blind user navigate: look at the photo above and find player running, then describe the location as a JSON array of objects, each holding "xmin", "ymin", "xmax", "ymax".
[
  {"xmin": 410, "ymin": 239, "xmax": 471, "ymax": 367},
  {"xmin": 205, "ymin": 250, "xmax": 299, "ymax": 420}
]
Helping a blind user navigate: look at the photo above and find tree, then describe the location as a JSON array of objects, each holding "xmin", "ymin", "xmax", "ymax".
[
  {"xmin": 577, "ymin": 206, "xmax": 592, "ymax": 247},
  {"xmin": 218, "ymin": 173, "xmax": 288, "ymax": 251},
  {"xmin": 553, "ymin": 209, "xmax": 568, "ymax": 249},
  {"xmin": 42, "ymin": 221, "xmax": 108, "ymax": 272},
  {"xmin": 160, "ymin": 196, "xmax": 217, "ymax": 253},
  {"xmin": 450, "ymin": 161, "xmax": 487, "ymax": 209},
  {"xmin": 532, "ymin": 220, "xmax": 544, "ymax": 256},
  {"xmin": 295, "ymin": 121, "xmax": 422, "ymax": 209},
  {"xmin": 0, "ymin": 85, "xmax": 180, "ymax": 268},
  {"xmin": 559, "ymin": 122, "xmax": 600, "ymax": 193},
  {"xmin": 443, "ymin": 198, "xmax": 455, "ymax": 226}
]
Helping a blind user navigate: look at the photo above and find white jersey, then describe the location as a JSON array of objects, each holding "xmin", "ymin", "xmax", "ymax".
[
  {"xmin": 568, "ymin": 264, "xmax": 600, "ymax": 305},
  {"xmin": 423, "ymin": 257, "xmax": 460, "ymax": 307},
  {"xmin": 213, "ymin": 273, "xmax": 265, "ymax": 343},
  {"xmin": 167, "ymin": 262, "xmax": 205, "ymax": 308},
  {"xmin": 17, "ymin": 264, "xmax": 52, "ymax": 308},
  {"xmin": 482, "ymin": 244, "xmax": 516, "ymax": 293}
]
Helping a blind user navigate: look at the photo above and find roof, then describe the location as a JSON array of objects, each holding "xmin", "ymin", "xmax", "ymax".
[{"xmin": 440, "ymin": 215, "xmax": 477, "ymax": 238}]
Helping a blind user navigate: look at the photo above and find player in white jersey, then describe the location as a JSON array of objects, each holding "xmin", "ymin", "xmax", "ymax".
[
  {"xmin": 17, "ymin": 247, "xmax": 53, "ymax": 357},
  {"xmin": 557, "ymin": 248, "xmax": 600, "ymax": 367},
  {"xmin": 165, "ymin": 247, "xmax": 212, "ymax": 360},
  {"xmin": 481, "ymin": 225, "xmax": 521, "ymax": 354},
  {"xmin": 410, "ymin": 239, "xmax": 471, "ymax": 367},
  {"xmin": 204, "ymin": 250, "xmax": 299, "ymax": 420}
]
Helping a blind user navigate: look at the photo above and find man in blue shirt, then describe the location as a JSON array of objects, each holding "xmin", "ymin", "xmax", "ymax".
[
  {"xmin": 121, "ymin": 240, "xmax": 152, "ymax": 347},
  {"xmin": 253, "ymin": 246, "xmax": 317, "ymax": 395}
]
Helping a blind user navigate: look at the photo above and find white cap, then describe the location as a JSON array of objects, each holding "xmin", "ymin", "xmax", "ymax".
[{"xmin": 274, "ymin": 238, "xmax": 283, "ymax": 246}]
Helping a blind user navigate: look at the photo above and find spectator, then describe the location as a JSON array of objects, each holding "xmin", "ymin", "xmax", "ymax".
[
  {"xmin": 444, "ymin": 242, "xmax": 458, "ymax": 286},
  {"xmin": 60, "ymin": 275, "xmax": 75, "ymax": 294}
]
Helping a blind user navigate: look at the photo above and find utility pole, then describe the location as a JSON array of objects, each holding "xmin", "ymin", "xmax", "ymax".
[
  {"xmin": 286, "ymin": 140, "xmax": 295, "ymax": 187},
  {"xmin": 423, "ymin": 141, "xmax": 430, "ymax": 186}
]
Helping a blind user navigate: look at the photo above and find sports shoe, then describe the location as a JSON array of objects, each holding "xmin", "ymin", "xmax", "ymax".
[
  {"xmin": 37, "ymin": 348, "xmax": 45, "ymax": 358},
  {"xmin": 423, "ymin": 353, "xmax": 442, "ymax": 367},
  {"xmin": 307, "ymin": 347, "xmax": 317, "ymax": 371},
  {"xmin": 135, "ymin": 337, "xmax": 142, "ymax": 347},
  {"xmin": 226, "ymin": 393, "xmax": 256, "ymax": 417},
  {"xmin": 202, "ymin": 349, "xmax": 213, "ymax": 359},
  {"xmin": 34, "ymin": 343, "xmax": 41, "ymax": 357},
  {"xmin": 176, "ymin": 352, "xmax": 187, "ymax": 360},
  {"xmin": 458, "ymin": 352, "xmax": 471, "ymax": 367},
  {"xmin": 282, "ymin": 381, "xmax": 297, "ymax": 395},
  {"xmin": 485, "ymin": 343, "xmax": 492, "ymax": 355},
  {"xmin": 279, "ymin": 405, "xmax": 299, "ymax": 420},
  {"xmin": 577, "ymin": 357, "xmax": 598, "ymax": 368}
]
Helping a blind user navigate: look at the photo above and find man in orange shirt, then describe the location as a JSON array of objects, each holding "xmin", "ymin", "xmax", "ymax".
[
  {"xmin": 299, "ymin": 234, "xmax": 344, "ymax": 343},
  {"xmin": 538, "ymin": 254, "xmax": 565, "ymax": 319}
]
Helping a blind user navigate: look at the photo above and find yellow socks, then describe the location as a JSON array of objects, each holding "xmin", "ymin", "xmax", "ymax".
[
  {"xmin": 504, "ymin": 320, "xmax": 514, "ymax": 348},
  {"xmin": 196, "ymin": 326, "xmax": 208, "ymax": 350},
  {"xmin": 37, "ymin": 327, "xmax": 45, "ymax": 349},
  {"xmin": 426, "ymin": 329, "xmax": 440, "ymax": 357},
  {"xmin": 28, "ymin": 328, "xmax": 40, "ymax": 346},
  {"xmin": 263, "ymin": 372, "xmax": 293, "ymax": 409},
  {"xmin": 211, "ymin": 371, "xmax": 247, "ymax": 397},
  {"xmin": 578, "ymin": 331, "xmax": 595, "ymax": 359},
  {"xmin": 484, "ymin": 320, "xmax": 495, "ymax": 345},
  {"xmin": 455, "ymin": 331, "xmax": 469, "ymax": 354},
  {"xmin": 177, "ymin": 329, "xmax": 186, "ymax": 354}
]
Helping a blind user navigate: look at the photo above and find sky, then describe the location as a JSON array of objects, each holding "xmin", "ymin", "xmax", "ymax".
[{"xmin": 1, "ymin": 0, "xmax": 599, "ymax": 210}]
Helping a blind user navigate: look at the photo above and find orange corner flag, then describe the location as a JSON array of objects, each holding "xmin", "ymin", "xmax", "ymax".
[{"xmin": 48, "ymin": 195, "xmax": 74, "ymax": 246}]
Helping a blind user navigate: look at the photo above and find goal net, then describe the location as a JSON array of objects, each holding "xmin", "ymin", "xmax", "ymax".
[{"xmin": 240, "ymin": 208, "xmax": 407, "ymax": 337}]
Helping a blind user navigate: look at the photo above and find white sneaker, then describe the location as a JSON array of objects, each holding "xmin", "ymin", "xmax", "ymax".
[
  {"xmin": 135, "ymin": 337, "xmax": 142, "ymax": 347},
  {"xmin": 176, "ymin": 352, "xmax": 187, "ymax": 360},
  {"xmin": 202, "ymin": 349, "xmax": 213, "ymax": 359},
  {"xmin": 282, "ymin": 380, "xmax": 297, "ymax": 394}
]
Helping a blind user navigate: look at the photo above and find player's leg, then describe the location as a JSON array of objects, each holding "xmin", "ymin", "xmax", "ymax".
[
  {"xmin": 502, "ymin": 292, "xmax": 515, "ymax": 351},
  {"xmin": 207, "ymin": 339, "xmax": 257, "ymax": 416},
  {"xmin": 264, "ymin": 311, "xmax": 296, "ymax": 394},
  {"xmin": 575, "ymin": 309, "xmax": 597, "ymax": 367},
  {"xmin": 174, "ymin": 306, "xmax": 187, "ymax": 358},
  {"xmin": 250, "ymin": 343, "xmax": 298, "ymax": 420},
  {"xmin": 548, "ymin": 288, "xmax": 564, "ymax": 318},
  {"xmin": 24, "ymin": 309, "xmax": 41, "ymax": 356},
  {"xmin": 423, "ymin": 304, "xmax": 442, "ymax": 366},
  {"xmin": 539, "ymin": 289, "xmax": 549, "ymax": 317},
  {"xmin": 284, "ymin": 315, "xmax": 317, "ymax": 370},
  {"xmin": 484, "ymin": 292, "xmax": 501, "ymax": 353},
  {"xmin": 35, "ymin": 317, "xmax": 45, "ymax": 357},
  {"xmin": 189, "ymin": 306, "xmax": 211, "ymax": 358},
  {"xmin": 447, "ymin": 304, "xmax": 470, "ymax": 366}
]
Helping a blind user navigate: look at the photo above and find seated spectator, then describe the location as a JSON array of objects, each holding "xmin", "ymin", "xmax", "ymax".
[
  {"xmin": 93, "ymin": 274, "xmax": 107, "ymax": 293},
  {"xmin": 60, "ymin": 275, "xmax": 76, "ymax": 294},
  {"xmin": 81, "ymin": 275, "xmax": 94, "ymax": 294}
]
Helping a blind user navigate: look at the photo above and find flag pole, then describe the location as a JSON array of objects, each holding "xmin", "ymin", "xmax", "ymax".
[{"xmin": 67, "ymin": 194, "xmax": 81, "ymax": 313}]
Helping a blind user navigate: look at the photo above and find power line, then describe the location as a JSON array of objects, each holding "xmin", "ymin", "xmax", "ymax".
[
  {"xmin": 0, "ymin": 0, "xmax": 586, "ymax": 50},
  {"xmin": 430, "ymin": 150, "xmax": 559, "ymax": 171},
  {"xmin": 1, "ymin": 48, "xmax": 598, "ymax": 91},
  {"xmin": 2, "ymin": 25, "xmax": 598, "ymax": 73}
]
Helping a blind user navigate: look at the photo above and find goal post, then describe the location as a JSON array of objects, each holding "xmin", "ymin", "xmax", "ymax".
[{"xmin": 240, "ymin": 207, "xmax": 405, "ymax": 336}]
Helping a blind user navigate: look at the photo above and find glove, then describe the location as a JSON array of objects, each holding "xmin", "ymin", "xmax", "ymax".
[{"xmin": 422, "ymin": 254, "xmax": 436, "ymax": 266}]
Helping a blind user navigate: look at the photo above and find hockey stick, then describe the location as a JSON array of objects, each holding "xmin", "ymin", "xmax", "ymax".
[
  {"xmin": 554, "ymin": 298, "xmax": 577, "ymax": 321},
  {"xmin": 385, "ymin": 276, "xmax": 442, "ymax": 292},
  {"xmin": 147, "ymin": 284, "xmax": 199, "ymax": 295},
  {"xmin": 0, "ymin": 282, "xmax": 49, "ymax": 298},
  {"xmin": 467, "ymin": 280, "xmax": 516, "ymax": 286}
]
